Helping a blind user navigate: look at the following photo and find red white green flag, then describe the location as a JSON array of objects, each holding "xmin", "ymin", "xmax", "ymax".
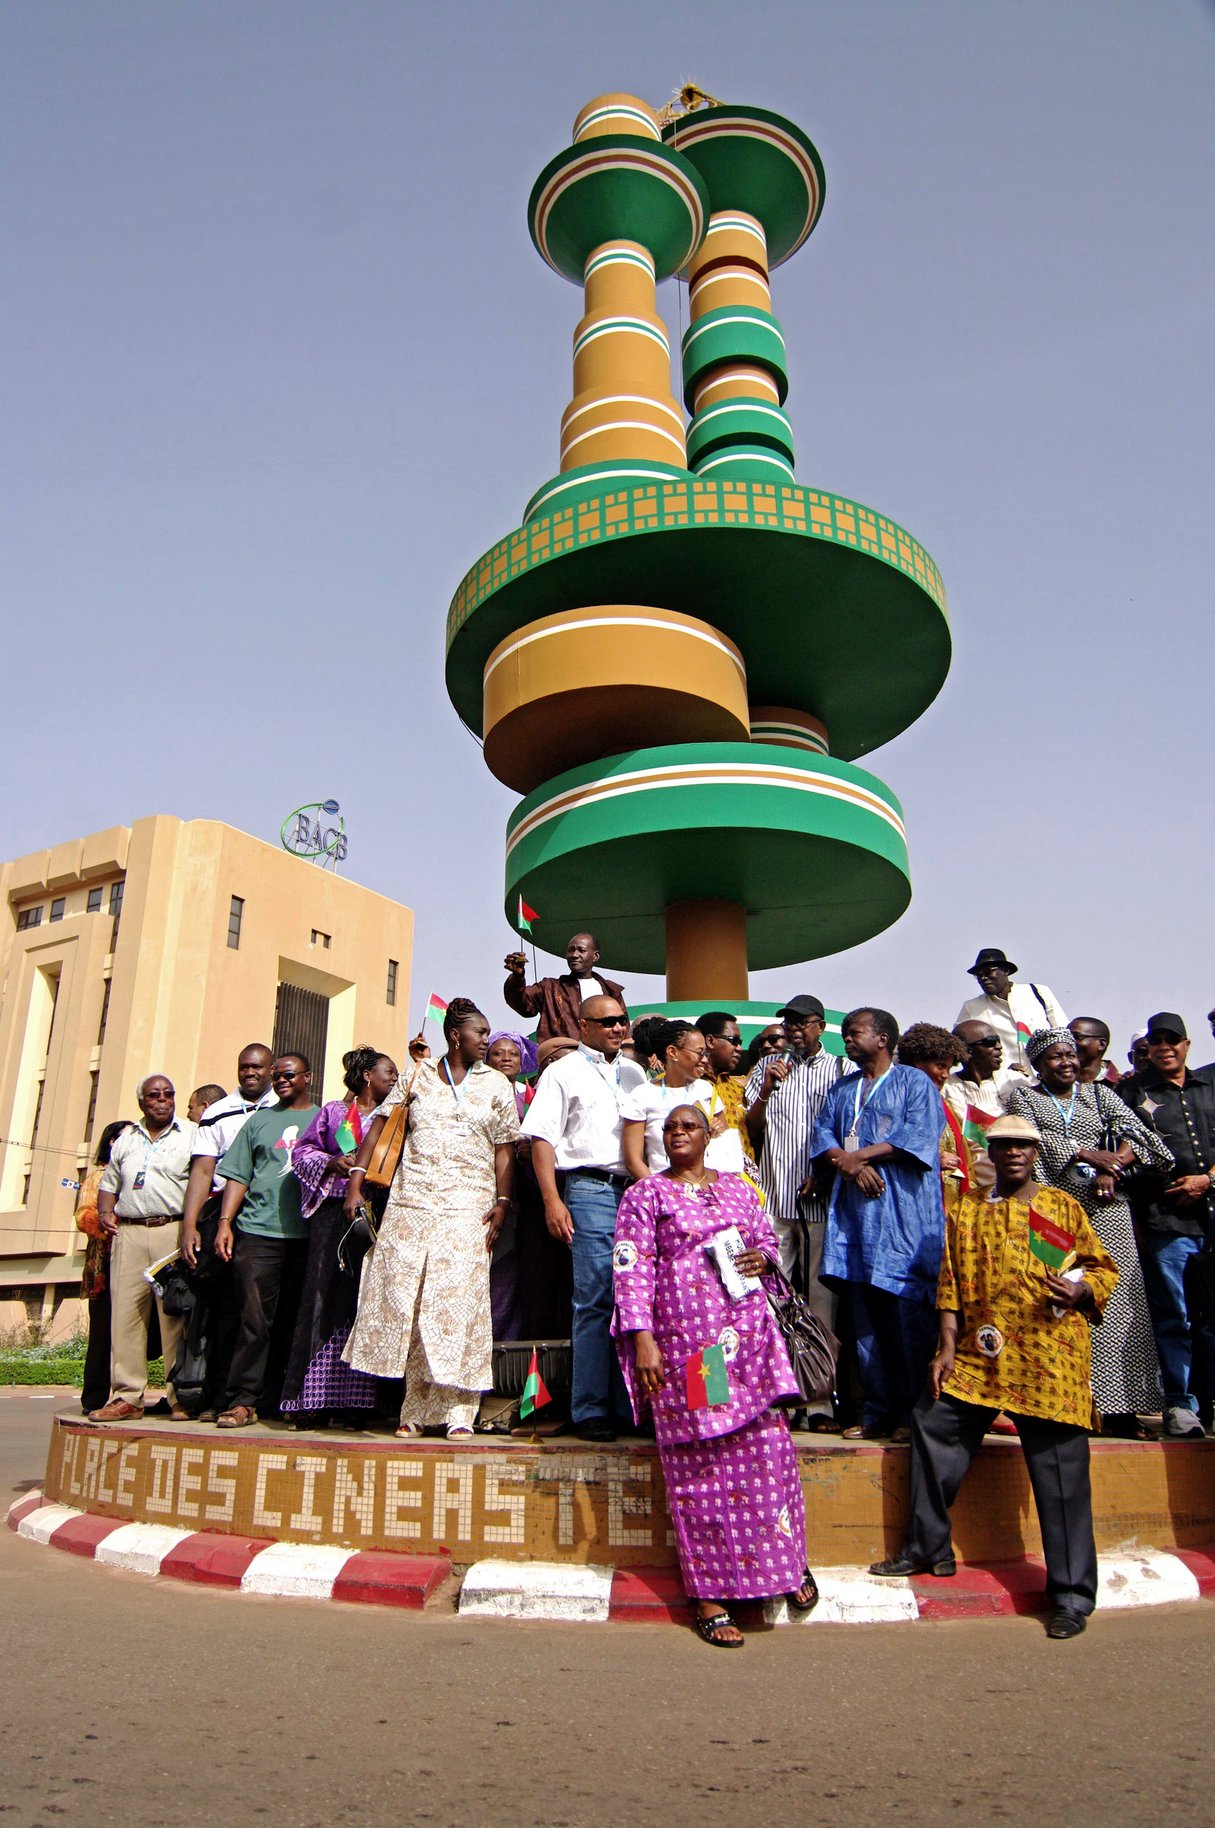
[
  {"xmin": 1027, "ymin": 1209, "xmax": 1077, "ymax": 1272},
  {"xmin": 1015, "ymin": 1019, "xmax": 1034, "ymax": 1052},
  {"xmin": 516, "ymin": 895, "xmax": 539, "ymax": 936},
  {"xmin": 519, "ymin": 1347, "xmax": 551, "ymax": 1419},
  {"xmin": 962, "ymin": 1104, "xmax": 996, "ymax": 1149},
  {"xmin": 686, "ymin": 1343, "xmax": 730, "ymax": 1410},
  {"xmin": 334, "ymin": 1099, "xmax": 364, "ymax": 1156},
  {"xmin": 424, "ymin": 992, "xmax": 448, "ymax": 1026}
]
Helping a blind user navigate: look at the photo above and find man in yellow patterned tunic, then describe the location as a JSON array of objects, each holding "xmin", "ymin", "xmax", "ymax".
[{"xmin": 870, "ymin": 1114, "xmax": 1117, "ymax": 1639}]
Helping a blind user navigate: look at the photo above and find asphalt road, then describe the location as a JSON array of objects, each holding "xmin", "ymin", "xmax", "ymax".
[{"xmin": 1, "ymin": 1393, "xmax": 1212, "ymax": 1828}]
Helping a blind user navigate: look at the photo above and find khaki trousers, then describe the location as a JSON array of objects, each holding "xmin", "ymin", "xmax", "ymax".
[{"xmin": 108, "ymin": 1220, "xmax": 183, "ymax": 1406}]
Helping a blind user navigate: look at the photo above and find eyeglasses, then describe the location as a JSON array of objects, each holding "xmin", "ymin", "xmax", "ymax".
[{"xmin": 587, "ymin": 1015, "xmax": 629, "ymax": 1029}]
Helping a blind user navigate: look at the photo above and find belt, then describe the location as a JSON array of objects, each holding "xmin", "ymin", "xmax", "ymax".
[
  {"xmin": 116, "ymin": 1214, "xmax": 179, "ymax": 1228},
  {"xmin": 567, "ymin": 1168, "xmax": 630, "ymax": 1187}
]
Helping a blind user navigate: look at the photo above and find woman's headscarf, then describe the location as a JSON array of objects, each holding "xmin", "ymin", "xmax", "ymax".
[
  {"xmin": 487, "ymin": 1029, "xmax": 539, "ymax": 1078},
  {"xmin": 1025, "ymin": 1026, "xmax": 1077, "ymax": 1066}
]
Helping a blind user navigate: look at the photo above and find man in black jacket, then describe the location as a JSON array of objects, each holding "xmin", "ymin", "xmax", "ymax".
[{"xmin": 1119, "ymin": 1013, "xmax": 1215, "ymax": 1438}]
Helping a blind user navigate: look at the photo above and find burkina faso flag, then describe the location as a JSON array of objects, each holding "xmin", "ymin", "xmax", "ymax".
[
  {"xmin": 686, "ymin": 1343, "xmax": 730, "ymax": 1411},
  {"xmin": 519, "ymin": 1347, "xmax": 551, "ymax": 1420},
  {"xmin": 962, "ymin": 1104, "xmax": 996, "ymax": 1149},
  {"xmin": 1027, "ymin": 1209, "xmax": 1076, "ymax": 1272}
]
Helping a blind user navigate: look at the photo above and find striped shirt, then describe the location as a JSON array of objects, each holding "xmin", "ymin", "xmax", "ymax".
[{"xmin": 745, "ymin": 1048, "xmax": 845, "ymax": 1222}]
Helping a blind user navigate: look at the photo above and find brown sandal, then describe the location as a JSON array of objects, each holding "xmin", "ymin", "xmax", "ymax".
[{"xmin": 216, "ymin": 1405, "xmax": 258, "ymax": 1429}]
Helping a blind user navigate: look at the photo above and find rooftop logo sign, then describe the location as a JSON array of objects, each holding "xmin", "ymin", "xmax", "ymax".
[{"xmin": 280, "ymin": 800, "xmax": 348, "ymax": 869}]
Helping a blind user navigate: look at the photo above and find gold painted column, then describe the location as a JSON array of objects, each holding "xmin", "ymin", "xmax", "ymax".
[{"xmin": 665, "ymin": 899, "xmax": 749, "ymax": 1002}]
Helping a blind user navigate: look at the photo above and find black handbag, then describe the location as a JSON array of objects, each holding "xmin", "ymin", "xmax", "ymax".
[
  {"xmin": 765, "ymin": 1269, "xmax": 839, "ymax": 1405},
  {"xmin": 336, "ymin": 1202, "xmax": 379, "ymax": 1278}
]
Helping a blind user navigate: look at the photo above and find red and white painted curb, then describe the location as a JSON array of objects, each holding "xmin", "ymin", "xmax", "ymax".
[
  {"xmin": 5, "ymin": 1491, "xmax": 450, "ymax": 1607},
  {"xmin": 9, "ymin": 1491, "xmax": 1215, "ymax": 1623}
]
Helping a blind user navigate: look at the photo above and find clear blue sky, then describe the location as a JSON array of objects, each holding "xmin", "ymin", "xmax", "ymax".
[{"xmin": 4, "ymin": 1, "xmax": 1212, "ymax": 1058}]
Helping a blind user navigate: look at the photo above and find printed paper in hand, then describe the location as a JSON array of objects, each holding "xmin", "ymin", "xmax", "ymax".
[{"xmin": 705, "ymin": 1225, "xmax": 761, "ymax": 1301}]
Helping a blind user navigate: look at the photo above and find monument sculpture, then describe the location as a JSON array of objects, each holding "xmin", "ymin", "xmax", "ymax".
[{"xmin": 446, "ymin": 92, "xmax": 950, "ymax": 1020}]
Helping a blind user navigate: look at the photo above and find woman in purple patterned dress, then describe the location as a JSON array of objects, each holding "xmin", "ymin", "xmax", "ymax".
[
  {"xmin": 613, "ymin": 1104, "xmax": 819, "ymax": 1646},
  {"xmin": 280, "ymin": 1047, "xmax": 397, "ymax": 1427}
]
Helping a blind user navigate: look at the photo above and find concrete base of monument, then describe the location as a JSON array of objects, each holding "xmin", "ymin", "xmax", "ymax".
[{"xmin": 9, "ymin": 1414, "xmax": 1215, "ymax": 1624}]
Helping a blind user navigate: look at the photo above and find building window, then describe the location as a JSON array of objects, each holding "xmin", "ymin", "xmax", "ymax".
[
  {"xmin": 386, "ymin": 959, "xmax": 398, "ymax": 1006},
  {"xmin": 97, "ymin": 979, "xmax": 111, "ymax": 1046},
  {"xmin": 108, "ymin": 880, "xmax": 124, "ymax": 917},
  {"xmin": 21, "ymin": 1171, "xmax": 31, "ymax": 1206},
  {"xmin": 29, "ymin": 1079, "xmax": 46, "ymax": 1151},
  {"xmin": 310, "ymin": 928, "xmax": 331, "ymax": 950},
  {"xmin": 84, "ymin": 1071, "xmax": 99, "ymax": 1146},
  {"xmin": 228, "ymin": 895, "xmax": 244, "ymax": 950},
  {"xmin": 50, "ymin": 898, "xmax": 66, "ymax": 923},
  {"xmin": 16, "ymin": 907, "xmax": 43, "ymax": 930},
  {"xmin": 87, "ymin": 887, "xmax": 103, "ymax": 913}
]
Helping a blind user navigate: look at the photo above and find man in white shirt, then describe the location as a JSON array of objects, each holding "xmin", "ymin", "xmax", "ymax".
[
  {"xmin": 178, "ymin": 1043, "xmax": 276, "ymax": 1417},
  {"xmin": 90, "ymin": 1074, "xmax": 193, "ymax": 1421},
  {"xmin": 954, "ymin": 949, "xmax": 1066, "ymax": 1081},
  {"xmin": 943, "ymin": 1021, "xmax": 1010, "ymax": 1191},
  {"xmin": 522, "ymin": 993, "xmax": 645, "ymax": 1440}
]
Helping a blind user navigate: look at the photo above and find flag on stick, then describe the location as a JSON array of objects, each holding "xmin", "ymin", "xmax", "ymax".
[
  {"xmin": 334, "ymin": 1099, "xmax": 364, "ymax": 1156},
  {"xmin": 1027, "ymin": 1209, "xmax": 1077, "ymax": 1273},
  {"xmin": 516, "ymin": 895, "xmax": 539, "ymax": 936},
  {"xmin": 424, "ymin": 993, "xmax": 448, "ymax": 1027},
  {"xmin": 961, "ymin": 1104, "xmax": 996, "ymax": 1150},
  {"xmin": 686, "ymin": 1343, "xmax": 730, "ymax": 1410},
  {"xmin": 519, "ymin": 1347, "xmax": 551, "ymax": 1419},
  {"xmin": 1015, "ymin": 1018, "xmax": 1034, "ymax": 1053}
]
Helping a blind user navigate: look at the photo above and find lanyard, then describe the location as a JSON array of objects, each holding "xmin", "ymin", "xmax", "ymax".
[
  {"xmin": 850, "ymin": 1068, "xmax": 891, "ymax": 1135},
  {"xmin": 1045, "ymin": 1086, "xmax": 1078, "ymax": 1133},
  {"xmin": 440, "ymin": 1058, "xmax": 468, "ymax": 1111}
]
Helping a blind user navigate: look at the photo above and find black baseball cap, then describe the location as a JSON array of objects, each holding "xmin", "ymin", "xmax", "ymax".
[
  {"xmin": 776, "ymin": 994, "xmax": 826, "ymax": 1022},
  {"xmin": 1145, "ymin": 1012, "xmax": 1188, "ymax": 1040}
]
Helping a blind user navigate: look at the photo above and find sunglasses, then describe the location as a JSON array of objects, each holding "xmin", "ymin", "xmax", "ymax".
[
  {"xmin": 587, "ymin": 1015, "xmax": 629, "ymax": 1029},
  {"xmin": 970, "ymin": 1036, "xmax": 1002, "ymax": 1048}
]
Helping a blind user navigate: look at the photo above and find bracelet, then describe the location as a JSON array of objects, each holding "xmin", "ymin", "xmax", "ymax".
[{"xmin": 348, "ymin": 1166, "xmax": 366, "ymax": 1179}]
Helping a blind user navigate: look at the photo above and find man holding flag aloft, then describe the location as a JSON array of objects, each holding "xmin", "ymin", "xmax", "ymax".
[
  {"xmin": 871, "ymin": 1114, "xmax": 1117, "ymax": 1639},
  {"xmin": 504, "ymin": 922, "xmax": 627, "ymax": 1044}
]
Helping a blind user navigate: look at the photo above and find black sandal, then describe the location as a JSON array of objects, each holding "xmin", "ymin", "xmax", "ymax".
[
  {"xmin": 788, "ymin": 1568, "xmax": 820, "ymax": 1613},
  {"xmin": 692, "ymin": 1604, "xmax": 744, "ymax": 1647}
]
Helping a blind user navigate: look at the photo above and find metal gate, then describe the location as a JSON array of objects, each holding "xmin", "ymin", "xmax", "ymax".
[{"xmin": 271, "ymin": 983, "xmax": 329, "ymax": 1087}]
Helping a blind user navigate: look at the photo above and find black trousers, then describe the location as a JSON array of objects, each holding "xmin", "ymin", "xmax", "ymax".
[
  {"xmin": 905, "ymin": 1391, "xmax": 1098, "ymax": 1615},
  {"xmin": 224, "ymin": 1234, "xmax": 308, "ymax": 1413}
]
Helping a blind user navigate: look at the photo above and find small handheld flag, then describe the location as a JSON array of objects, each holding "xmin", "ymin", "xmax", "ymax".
[
  {"xmin": 516, "ymin": 895, "xmax": 539, "ymax": 936},
  {"xmin": 334, "ymin": 1099, "xmax": 364, "ymax": 1156},
  {"xmin": 961, "ymin": 1104, "xmax": 996, "ymax": 1149},
  {"xmin": 1027, "ymin": 1209, "xmax": 1077, "ymax": 1273},
  {"xmin": 519, "ymin": 1347, "xmax": 551, "ymax": 1419},
  {"xmin": 1015, "ymin": 1019, "xmax": 1034, "ymax": 1054},
  {"xmin": 686, "ymin": 1343, "xmax": 730, "ymax": 1411},
  {"xmin": 424, "ymin": 993, "xmax": 449, "ymax": 1027}
]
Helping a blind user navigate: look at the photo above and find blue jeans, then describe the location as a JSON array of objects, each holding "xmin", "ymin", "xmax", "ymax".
[
  {"xmin": 566, "ymin": 1172, "xmax": 630, "ymax": 1425},
  {"xmin": 850, "ymin": 1283, "xmax": 938, "ymax": 1429},
  {"xmin": 1139, "ymin": 1229, "xmax": 1215, "ymax": 1412}
]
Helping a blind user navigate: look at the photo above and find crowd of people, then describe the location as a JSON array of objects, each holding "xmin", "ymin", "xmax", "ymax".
[{"xmin": 74, "ymin": 929, "xmax": 1215, "ymax": 1645}]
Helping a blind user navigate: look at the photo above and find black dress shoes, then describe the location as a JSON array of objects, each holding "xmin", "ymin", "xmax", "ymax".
[
  {"xmin": 869, "ymin": 1552, "xmax": 957, "ymax": 1578},
  {"xmin": 1046, "ymin": 1607, "xmax": 1087, "ymax": 1639},
  {"xmin": 573, "ymin": 1420, "xmax": 617, "ymax": 1442}
]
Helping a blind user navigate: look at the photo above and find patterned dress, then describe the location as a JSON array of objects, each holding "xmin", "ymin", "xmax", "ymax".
[
  {"xmin": 1006, "ymin": 1079, "xmax": 1172, "ymax": 1416},
  {"xmin": 343, "ymin": 1060, "xmax": 520, "ymax": 1428},
  {"xmin": 612, "ymin": 1173, "xmax": 804, "ymax": 1601},
  {"xmin": 280, "ymin": 1100, "xmax": 380, "ymax": 1415}
]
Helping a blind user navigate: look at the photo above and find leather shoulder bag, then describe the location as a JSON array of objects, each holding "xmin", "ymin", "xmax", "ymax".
[{"xmin": 363, "ymin": 1064, "xmax": 423, "ymax": 1190}]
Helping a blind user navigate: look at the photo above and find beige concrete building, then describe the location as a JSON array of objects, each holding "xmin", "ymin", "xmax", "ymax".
[{"xmin": 0, "ymin": 815, "xmax": 414, "ymax": 1335}]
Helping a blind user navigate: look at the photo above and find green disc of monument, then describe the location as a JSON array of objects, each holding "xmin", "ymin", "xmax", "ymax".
[
  {"xmin": 529, "ymin": 136, "xmax": 711, "ymax": 283},
  {"xmin": 661, "ymin": 105, "xmax": 826, "ymax": 267},
  {"xmin": 446, "ymin": 475, "xmax": 950, "ymax": 761},
  {"xmin": 503, "ymin": 741, "xmax": 910, "ymax": 974}
]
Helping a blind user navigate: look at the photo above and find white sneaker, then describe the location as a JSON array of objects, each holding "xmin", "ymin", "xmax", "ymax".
[{"xmin": 1163, "ymin": 1406, "xmax": 1204, "ymax": 1438}]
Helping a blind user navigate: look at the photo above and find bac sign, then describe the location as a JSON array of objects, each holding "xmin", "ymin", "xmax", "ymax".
[{"xmin": 280, "ymin": 799, "xmax": 349, "ymax": 866}]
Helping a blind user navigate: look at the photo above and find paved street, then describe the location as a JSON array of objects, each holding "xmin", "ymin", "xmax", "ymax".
[{"xmin": 1, "ymin": 1393, "xmax": 1212, "ymax": 1828}]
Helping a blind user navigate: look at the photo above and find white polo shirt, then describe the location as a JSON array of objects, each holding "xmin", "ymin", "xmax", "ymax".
[
  {"xmin": 191, "ymin": 1087, "xmax": 279, "ymax": 1190},
  {"xmin": 522, "ymin": 1044, "xmax": 646, "ymax": 1173}
]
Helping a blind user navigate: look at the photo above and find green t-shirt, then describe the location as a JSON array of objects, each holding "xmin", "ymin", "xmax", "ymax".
[{"xmin": 216, "ymin": 1104, "xmax": 320, "ymax": 1239}]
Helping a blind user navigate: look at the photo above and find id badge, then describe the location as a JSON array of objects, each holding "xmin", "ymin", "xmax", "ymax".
[
  {"xmin": 133, "ymin": 1169, "xmax": 146, "ymax": 1191},
  {"xmin": 844, "ymin": 1130, "xmax": 859, "ymax": 1152}
]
